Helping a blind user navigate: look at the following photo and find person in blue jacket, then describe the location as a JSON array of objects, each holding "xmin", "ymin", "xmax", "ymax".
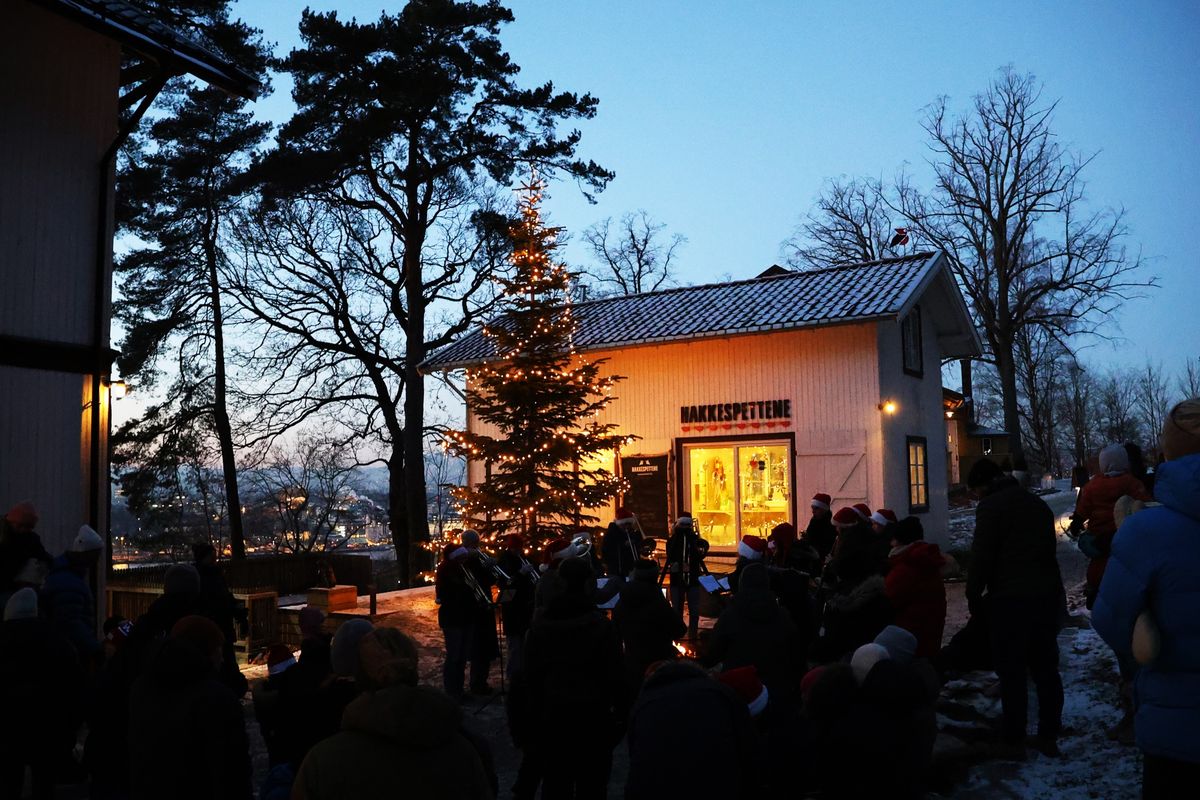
[
  {"xmin": 1094, "ymin": 397, "xmax": 1200, "ymax": 798},
  {"xmin": 41, "ymin": 524, "xmax": 104, "ymax": 663}
]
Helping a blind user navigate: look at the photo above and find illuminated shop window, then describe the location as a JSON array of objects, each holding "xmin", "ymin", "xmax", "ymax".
[{"xmin": 685, "ymin": 440, "xmax": 792, "ymax": 548}]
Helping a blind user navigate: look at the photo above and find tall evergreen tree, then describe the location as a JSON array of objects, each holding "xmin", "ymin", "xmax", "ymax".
[
  {"xmin": 114, "ymin": 13, "xmax": 269, "ymax": 559},
  {"xmin": 446, "ymin": 183, "xmax": 631, "ymax": 548},
  {"xmin": 246, "ymin": 0, "xmax": 612, "ymax": 580}
]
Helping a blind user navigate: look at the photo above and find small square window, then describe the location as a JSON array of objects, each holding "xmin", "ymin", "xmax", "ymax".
[
  {"xmin": 907, "ymin": 436, "xmax": 929, "ymax": 513},
  {"xmin": 901, "ymin": 306, "xmax": 923, "ymax": 377}
]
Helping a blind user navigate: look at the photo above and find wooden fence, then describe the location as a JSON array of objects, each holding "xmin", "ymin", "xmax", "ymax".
[{"xmin": 108, "ymin": 552, "xmax": 375, "ymax": 595}]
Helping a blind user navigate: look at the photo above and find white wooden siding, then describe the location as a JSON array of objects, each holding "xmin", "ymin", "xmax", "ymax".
[
  {"xmin": 0, "ymin": 1, "xmax": 119, "ymax": 346},
  {"xmin": 466, "ymin": 323, "xmax": 886, "ymax": 529}
]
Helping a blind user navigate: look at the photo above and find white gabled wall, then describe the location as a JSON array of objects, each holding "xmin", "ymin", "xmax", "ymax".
[
  {"xmin": 465, "ymin": 323, "xmax": 887, "ymax": 537},
  {"xmin": 875, "ymin": 305, "xmax": 951, "ymax": 548}
]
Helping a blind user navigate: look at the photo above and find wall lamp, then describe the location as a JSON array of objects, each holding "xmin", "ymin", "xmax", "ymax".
[{"xmin": 878, "ymin": 400, "xmax": 898, "ymax": 415}]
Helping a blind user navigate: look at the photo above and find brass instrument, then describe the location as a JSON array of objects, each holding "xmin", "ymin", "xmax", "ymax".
[
  {"xmin": 475, "ymin": 548, "xmax": 512, "ymax": 583},
  {"xmin": 461, "ymin": 561, "xmax": 493, "ymax": 607}
]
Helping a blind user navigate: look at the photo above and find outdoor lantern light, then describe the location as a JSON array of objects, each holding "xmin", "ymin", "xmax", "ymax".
[
  {"xmin": 107, "ymin": 379, "xmax": 128, "ymax": 400},
  {"xmin": 879, "ymin": 400, "xmax": 898, "ymax": 415}
]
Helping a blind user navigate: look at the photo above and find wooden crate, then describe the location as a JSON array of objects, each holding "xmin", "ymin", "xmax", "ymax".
[{"xmin": 306, "ymin": 585, "xmax": 358, "ymax": 612}]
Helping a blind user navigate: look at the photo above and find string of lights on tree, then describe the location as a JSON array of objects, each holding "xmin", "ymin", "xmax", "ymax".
[{"xmin": 442, "ymin": 176, "xmax": 636, "ymax": 555}]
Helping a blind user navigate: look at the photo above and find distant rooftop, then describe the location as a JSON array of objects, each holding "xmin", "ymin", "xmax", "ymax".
[{"xmin": 422, "ymin": 251, "xmax": 981, "ymax": 372}]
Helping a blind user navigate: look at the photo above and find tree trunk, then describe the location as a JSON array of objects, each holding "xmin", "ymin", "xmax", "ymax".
[
  {"xmin": 206, "ymin": 230, "xmax": 246, "ymax": 559},
  {"xmin": 401, "ymin": 172, "xmax": 429, "ymax": 587},
  {"xmin": 388, "ymin": 448, "xmax": 410, "ymax": 587},
  {"xmin": 994, "ymin": 342, "xmax": 1029, "ymax": 472}
]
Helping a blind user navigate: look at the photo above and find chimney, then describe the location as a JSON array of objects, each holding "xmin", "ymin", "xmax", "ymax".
[{"xmin": 960, "ymin": 359, "xmax": 974, "ymax": 424}]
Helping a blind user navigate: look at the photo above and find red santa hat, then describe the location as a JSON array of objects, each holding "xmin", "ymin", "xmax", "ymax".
[
  {"xmin": 852, "ymin": 503, "xmax": 873, "ymax": 522},
  {"xmin": 737, "ymin": 534, "xmax": 768, "ymax": 560},
  {"xmin": 615, "ymin": 507, "xmax": 635, "ymax": 521},
  {"xmin": 832, "ymin": 507, "xmax": 860, "ymax": 527},
  {"xmin": 810, "ymin": 493, "xmax": 832, "ymax": 511},
  {"xmin": 717, "ymin": 666, "xmax": 769, "ymax": 717},
  {"xmin": 266, "ymin": 643, "xmax": 298, "ymax": 677},
  {"xmin": 870, "ymin": 508, "xmax": 898, "ymax": 527}
]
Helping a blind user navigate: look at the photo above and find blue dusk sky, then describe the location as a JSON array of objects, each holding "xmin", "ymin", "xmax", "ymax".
[{"xmin": 236, "ymin": 0, "xmax": 1199, "ymax": 378}]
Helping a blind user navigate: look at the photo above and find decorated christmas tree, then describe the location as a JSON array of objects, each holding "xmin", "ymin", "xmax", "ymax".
[{"xmin": 445, "ymin": 180, "xmax": 632, "ymax": 550}]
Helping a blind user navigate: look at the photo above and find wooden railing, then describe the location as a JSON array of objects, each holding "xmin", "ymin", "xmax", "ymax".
[{"xmin": 109, "ymin": 552, "xmax": 375, "ymax": 595}]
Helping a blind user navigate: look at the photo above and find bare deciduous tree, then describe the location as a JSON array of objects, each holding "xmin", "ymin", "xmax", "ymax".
[
  {"xmin": 1180, "ymin": 356, "xmax": 1200, "ymax": 400},
  {"xmin": 1096, "ymin": 371, "xmax": 1142, "ymax": 445},
  {"xmin": 896, "ymin": 68, "xmax": 1154, "ymax": 471},
  {"xmin": 1014, "ymin": 325, "xmax": 1066, "ymax": 474},
  {"xmin": 1136, "ymin": 361, "xmax": 1172, "ymax": 458},
  {"xmin": 782, "ymin": 177, "xmax": 899, "ymax": 270},
  {"xmin": 250, "ymin": 435, "xmax": 360, "ymax": 554},
  {"xmin": 581, "ymin": 210, "xmax": 684, "ymax": 295},
  {"xmin": 1058, "ymin": 360, "xmax": 1096, "ymax": 470}
]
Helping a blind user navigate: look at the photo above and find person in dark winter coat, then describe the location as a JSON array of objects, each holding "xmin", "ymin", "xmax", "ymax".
[
  {"xmin": 612, "ymin": 560, "xmax": 686, "ymax": 692},
  {"xmin": 825, "ymin": 506, "xmax": 883, "ymax": 586},
  {"xmin": 705, "ymin": 562, "xmax": 803, "ymax": 705},
  {"xmin": 461, "ymin": 530, "xmax": 500, "ymax": 694},
  {"xmin": 293, "ymin": 628, "xmax": 496, "ymax": 800},
  {"xmin": 811, "ymin": 567, "xmax": 893, "ymax": 664},
  {"xmin": 128, "ymin": 615, "xmax": 252, "ymax": 800},
  {"xmin": 625, "ymin": 661, "xmax": 762, "ymax": 799},
  {"xmin": 884, "ymin": 517, "xmax": 946, "ymax": 660},
  {"xmin": 767, "ymin": 523, "xmax": 816, "ymax": 643},
  {"xmin": 665, "ymin": 515, "xmax": 708, "ymax": 639},
  {"xmin": 1070, "ymin": 444, "xmax": 1152, "ymax": 608},
  {"xmin": 0, "ymin": 502, "xmax": 51, "ymax": 595},
  {"xmin": 40, "ymin": 524, "xmax": 104, "ymax": 663},
  {"xmin": 601, "ymin": 507, "xmax": 644, "ymax": 579},
  {"xmin": 966, "ymin": 457, "xmax": 1065, "ymax": 756},
  {"xmin": 192, "ymin": 543, "xmax": 250, "ymax": 696},
  {"xmin": 436, "ymin": 543, "xmax": 483, "ymax": 699},
  {"xmin": 497, "ymin": 533, "xmax": 537, "ymax": 680},
  {"xmin": 1094, "ymin": 398, "xmax": 1200, "ymax": 795},
  {"xmin": 801, "ymin": 492, "xmax": 837, "ymax": 563},
  {"xmin": 510, "ymin": 557, "xmax": 626, "ymax": 800},
  {"xmin": 0, "ymin": 589, "xmax": 83, "ymax": 800}
]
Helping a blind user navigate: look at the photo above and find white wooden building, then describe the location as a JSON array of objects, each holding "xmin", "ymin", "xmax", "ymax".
[
  {"xmin": 424, "ymin": 252, "xmax": 980, "ymax": 550},
  {"xmin": 0, "ymin": 1, "xmax": 255, "ymax": 556}
]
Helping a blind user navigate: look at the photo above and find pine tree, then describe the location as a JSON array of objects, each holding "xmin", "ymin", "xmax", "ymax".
[{"xmin": 447, "ymin": 182, "xmax": 632, "ymax": 549}]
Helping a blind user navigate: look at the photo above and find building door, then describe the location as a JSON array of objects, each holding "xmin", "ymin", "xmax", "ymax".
[{"xmin": 682, "ymin": 439, "xmax": 793, "ymax": 548}]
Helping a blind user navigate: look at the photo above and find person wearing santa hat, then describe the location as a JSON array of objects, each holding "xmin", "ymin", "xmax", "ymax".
[
  {"xmin": 801, "ymin": 492, "xmax": 837, "ymax": 564},
  {"xmin": 728, "ymin": 532, "xmax": 769, "ymax": 594},
  {"xmin": 497, "ymin": 533, "xmax": 537, "ymax": 681},
  {"xmin": 666, "ymin": 514, "xmax": 709, "ymax": 640}
]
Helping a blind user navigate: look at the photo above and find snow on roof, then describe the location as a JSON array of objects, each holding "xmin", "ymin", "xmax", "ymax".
[{"xmin": 423, "ymin": 251, "xmax": 980, "ymax": 372}]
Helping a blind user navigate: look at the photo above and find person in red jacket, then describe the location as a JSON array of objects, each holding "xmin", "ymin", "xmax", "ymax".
[
  {"xmin": 1071, "ymin": 443, "xmax": 1152, "ymax": 608},
  {"xmin": 883, "ymin": 517, "xmax": 946, "ymax": 660}
]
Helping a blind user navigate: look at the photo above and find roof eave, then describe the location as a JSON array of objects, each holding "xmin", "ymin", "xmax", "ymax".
[{"xmin": 32, "ymin": 0, "xmax": 259, "ymax": 99}]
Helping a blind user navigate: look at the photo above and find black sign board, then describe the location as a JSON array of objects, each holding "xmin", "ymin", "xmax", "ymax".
[{"xmin": 619, "ymin": 453, "xmax": 671, "ymax": 539}]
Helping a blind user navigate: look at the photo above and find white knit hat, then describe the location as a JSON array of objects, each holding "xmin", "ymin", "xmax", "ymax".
[
  {"xmin": 70, "ymin": 524, "xmax": 104, "ymax": 553},
  {"xmin": 4, "ymin": 587, "xmax": 38, "ymax": 621},
  {"xmin": 851, "ymin": 643, "xmax": 891, "ymax": 685}
]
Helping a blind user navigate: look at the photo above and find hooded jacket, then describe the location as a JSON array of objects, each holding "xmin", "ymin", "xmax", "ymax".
[
  {"xmin": 706, "ymin": 563, "xmax": 802, "ymax": 701},
  {"xmin": 1094, "ymin": 453, "xmax": 1200, "ymax": 764},
  {"xmin": 625, "ymin": 662, "xmax": 762, "ymax": 799},
  {"xmin": 885, "ymin": 542, "xmax": 947, "ymax": 660},
  {"xmin": 293, "ymin": 683, "xmax": 494, "ymax": 799},
  {"xmin": 128, "ymin": 638, "xmax": 252, "ymax": 800}
]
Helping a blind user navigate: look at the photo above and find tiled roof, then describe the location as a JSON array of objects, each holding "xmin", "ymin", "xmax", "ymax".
[
  {"xmin": 29, "ymin": 0, "xmax": 259, "ymax": 98},
  {"xmin": 422, "ymin": 252, "xmax": 952, "ymax": 372}
]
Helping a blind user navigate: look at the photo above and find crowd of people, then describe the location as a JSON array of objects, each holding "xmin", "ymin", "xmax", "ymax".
[{"xmin": 0, "ymin": 398, "xmax": 1196, "ymax": 798}]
